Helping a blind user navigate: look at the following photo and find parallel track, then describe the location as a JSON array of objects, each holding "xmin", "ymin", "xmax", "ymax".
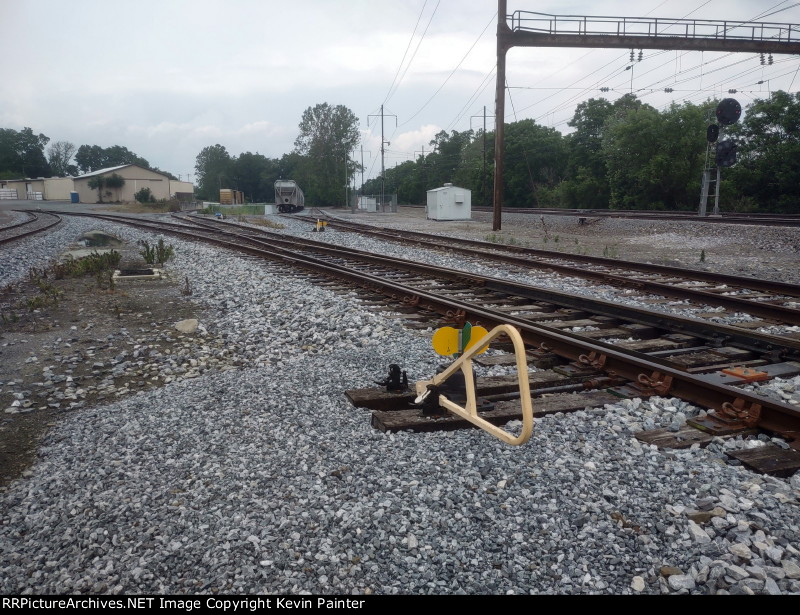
[
  {"xmin": 44, "ymin": 209, "xmax": 800, "ymax": 450},
  {"xmin": 402, "ymin": 204, "xmax": 800, "ymax": 227},
  {"xmin": 0, "ymin": 211, "xmax": 61, "ymax": 245},
  {"xmin": 295, "ymin": 212, "xmax": 800, "ymax": 328}
]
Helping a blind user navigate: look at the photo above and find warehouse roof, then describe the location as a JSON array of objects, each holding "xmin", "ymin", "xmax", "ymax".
[
  {"xmin": 75, "ymin": 164, "xmax": 169, "ymax": 180},
  {"xmin": 74, "ymin": 164, "xmax": 131, "ymax": 179}
]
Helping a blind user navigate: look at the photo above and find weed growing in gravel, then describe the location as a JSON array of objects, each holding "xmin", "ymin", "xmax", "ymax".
[
  {"xmin": 0, "ymin": 311, "xmax": 19, "ymax": 324},
  {"xmin": 603, "ymin": 245, "xmax": 620, "ymax": 259},
  {"xmin": 139, "ymin": 241, "xmax": 157, "ymax": 265},
  {"xmin": 139, "ymin": 239, "xmax": 175, "ymax": 266},
  {"xmin": 700, "ymin": 249, "xmax": 706, "ymax": 262},
  {"xmin": 155, "ymin": 238, "xmax": 174, "ymax": 265},
  {"xmin": 53, "ymin": 250, "xmax": 122, "ymax": 279}
]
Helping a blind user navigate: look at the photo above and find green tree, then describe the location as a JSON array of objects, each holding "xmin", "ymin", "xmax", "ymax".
[
  {"xmin": 425, "ymin": 129, "xmax": 474, "ymax": 190},
  {"xmin": 134, "ymin": 187, "xmax": 156, "ymax": 203},
  {"xmin": 558, "ymin": 98, "xmax": 615, "ymax": 209},
  {"xmin": 194, "ymin": 144, "xmax": 232, "ymax": 200},
  {"xmin": 294, "ymin": 103, "xmax": 360, "ymax": 206},
  {"xmin": 230, "ymin": 152, "xmax": 275, "ymax": 202},
  {"xmin": 0, "ymin": 127, "xmax": 51, "ymax": 177},
  {"xmin": 75, "ymin": 144, "xmax": 150, "ymax": 173},
  {"xmin": 726, "ymin": 90, "xmax": 800, "ymax": 212},
  {"xmin": 602, "ymin": 97, "xmax": 711, "ymax": 210},
  {"xmin": 87, "ymin": 175, "xmax": 107, "ymax": 203},
  {"xmin": 74, "ymin": 145, "xmax": 106, "ymax": 173},
  {"xmin": 47, "ymin": 141, "xmax": 78, "ymax": 176},
  {"xmin": 105, "ymin": 173, "xmax": 125, "ymax": 202},
  {"xmin": 87, "ymin": 172, "xmax": 125, "ymax": 203},
  {"xmin": 498, "ymin": 120, "xmax": 567, "ymax": 207}
]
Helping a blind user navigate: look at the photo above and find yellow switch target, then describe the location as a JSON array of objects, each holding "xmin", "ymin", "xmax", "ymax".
[{"xmin": 432, "ymin": 326, "xmax": 490, "ymax": 356}]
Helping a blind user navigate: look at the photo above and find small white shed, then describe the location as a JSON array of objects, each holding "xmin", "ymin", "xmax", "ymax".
[
  {"xmin": 358, "ymin": 196, "xmax": 377, "ymax": 212},
  {"xmin": 426, "ymin": 183, "xmax": 471, "ymax": 220}
]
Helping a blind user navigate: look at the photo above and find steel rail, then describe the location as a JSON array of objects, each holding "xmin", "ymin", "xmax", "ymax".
[
  {"xmin": 0, "ymin": 210, "xmax": 36, "ymax": 232},
  {"xmin": 291, "ymin": 214, "xmax": 800, "ymax": 326},
  {"xmin": 0, "ymin": 211, "xmax": 62, "ymax": 245},
  {"xmin": 50, "ymin": 209, "xmax": 800, "ymax": 446},
  {"xmin": 308, "ymin": 214, "xmax": 800, "ymax": 298},
  {"xmin": 180, "ymin": 214, "xmax": 800, "ymax": 360},
  {"xmin": 468, "ymin": 206, "xmax": 800, "ymax": 226}
]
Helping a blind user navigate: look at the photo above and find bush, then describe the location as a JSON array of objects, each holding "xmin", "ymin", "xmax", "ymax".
[{"xmin": 134, "ymin": 187, "xmax": 156, "ymax": 203}]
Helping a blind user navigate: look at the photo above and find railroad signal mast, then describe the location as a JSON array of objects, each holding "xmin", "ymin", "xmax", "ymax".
[
  {"xmin": 492, "ymin": 1, "xmax": 800, "ymax": 230},
  {"xmin": 699, "ymin": 98, "xmax": 741, "ymax": 217}
]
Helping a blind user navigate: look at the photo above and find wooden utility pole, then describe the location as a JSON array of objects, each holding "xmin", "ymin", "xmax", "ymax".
[{"xmin": 493, "ymin": 0, "xmax": 509, "ymax": 231}]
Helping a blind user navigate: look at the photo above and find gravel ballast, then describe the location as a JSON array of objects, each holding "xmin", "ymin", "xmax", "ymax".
[{"xmin": 0, "ymin": 215, "xmax": 798, "ymax": 595}]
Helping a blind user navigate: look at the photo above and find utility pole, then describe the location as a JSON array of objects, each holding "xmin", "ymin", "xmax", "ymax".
[
  {"xmin": 493, "ymin": 0, "xmax": 509, "ymax": 231},
  {"xmin": 360, "ymin": 144, "xmax": 365, "ymax": 194},
  {"xmin": 414, "ymin": 146, "xmax": 427, "ymax": 206},
  {"xmin": 471, "ymin": 105, "xmax": 494, "ymax": 207},
  {"xmin": 369, "ymin": 105, "xmax": 396, "ymax": 212}
]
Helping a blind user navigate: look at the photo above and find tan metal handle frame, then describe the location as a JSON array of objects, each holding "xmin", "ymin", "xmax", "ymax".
[{"xmin": 415, "ymin": 324, "xmax": 534, "ymax": 446}]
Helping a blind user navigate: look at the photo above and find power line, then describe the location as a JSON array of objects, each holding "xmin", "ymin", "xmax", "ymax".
[
  {"xmin": 382, "ymin": 0, "xmax": 428, "ymax": 106},
  {"xmin": 445, "ymin": 65, "xmax": 497, "ymax": 132},
  {"xmin": 385, "ymin": 0, "xmax": 441, "ymax": 105},
  {"xmin": 398, "ymin": 10, "xmax": 496, "ymax": 128}
]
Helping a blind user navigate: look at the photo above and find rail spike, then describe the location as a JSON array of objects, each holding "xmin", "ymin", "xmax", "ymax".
[
  {"xmin": 577, "ymin": 351, "xmax": 607, "ymax": 370},
  {"xmin": 637, "ymin": 371, "xmax": 674, "ymax": 396},
  {"xmin": 718, "ymin": 398, "xmax": 762, "ymax": 427},
  {"xmin": 444, "ymin": 309, "xmax": 467, "ymax": 328}
]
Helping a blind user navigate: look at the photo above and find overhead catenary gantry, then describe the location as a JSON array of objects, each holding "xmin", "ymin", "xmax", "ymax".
[{"xmin": 492, "ymin": 1, "xmax": 800, "ymax": 230}]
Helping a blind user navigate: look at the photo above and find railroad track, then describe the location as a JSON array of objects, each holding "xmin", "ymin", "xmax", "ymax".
[
  {"xmin": 0, "ymin": 211, "xmax": 62, "ymax": 245},
  {"xmin": 293, "ymin": 211, "xmax": 800, "ymax": 329},
  {"xmin": 402, "ymin": 204, "xmax": 800, "ymax": 227},
  {"xmin": 43, "ymin": 210, "xmax": 800, "ymax": 473}
]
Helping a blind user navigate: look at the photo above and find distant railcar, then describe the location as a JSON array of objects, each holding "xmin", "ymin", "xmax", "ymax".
[{"xmin": 275, "ymin": 180, "xmax": 305, "ymax": 213}]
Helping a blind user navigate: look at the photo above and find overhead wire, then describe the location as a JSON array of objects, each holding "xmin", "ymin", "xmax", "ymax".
[
  {"xmin": 397, "ymin": 10, "xmax": 497, "ymax": 129},
  {"xmin": 444, "ymin": 64, "xmax": 497, "ymax": 132},
  {"xmin": 382, "ymin": 0, "xmax": 429, "ymax": 106},
  {"xmin": 510, "ymin": 0, "xmax": 800, "ymax": 129},
  {"xmin": 385, "ymin": 0, "xmax": 441, "ymax": 105}
]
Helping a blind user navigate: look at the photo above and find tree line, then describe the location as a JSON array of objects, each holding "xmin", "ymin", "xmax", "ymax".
[
  {"xmin": 194, "ymin": 103, "xmax": 361, "ymax": 204},
  {"xmin": 4, "ymin": 90, "xmax": 796, "ymax": 212},
  {"xmin": 0, "ymin": 130, "xmax": 177, "ymax": 180},
  {"xmin": 359, "ymin": 90, "xmax": 799, "ymax": 213}
]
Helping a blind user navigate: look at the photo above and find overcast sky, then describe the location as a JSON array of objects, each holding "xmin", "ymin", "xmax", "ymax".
[{"xmin": 2, "ymin": 0, "xmax": 799, "ymax": 183}]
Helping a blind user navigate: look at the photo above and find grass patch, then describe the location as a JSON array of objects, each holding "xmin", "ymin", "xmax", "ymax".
[
  {"xmin": 107, "ymin": 200, "xmax": 184, "ymax": 214},
  {"xmin": 247, "ymin": 218, "xmax": 285, "ymax": 229},
  {"xmin": 201, "ymin": 204, "xmax": 268, "ymax": 216}
]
